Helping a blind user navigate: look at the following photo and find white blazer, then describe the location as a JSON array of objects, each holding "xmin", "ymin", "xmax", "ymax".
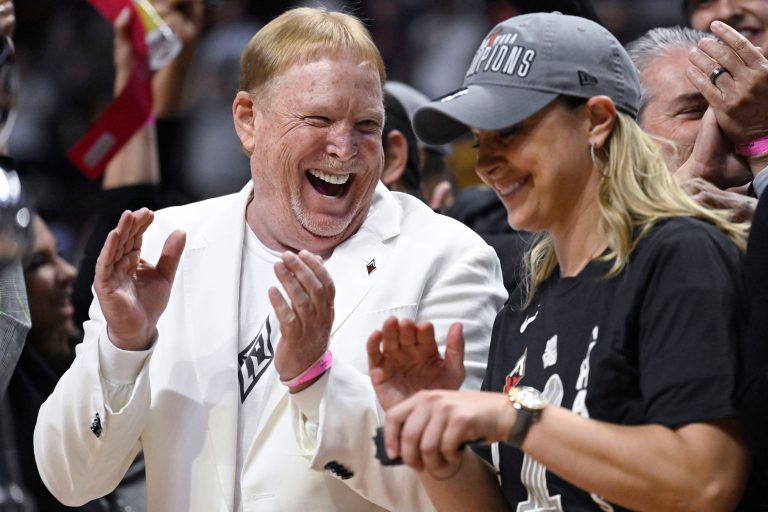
[{"xmin": 34, "ymin": 182, "xmax": 506, "ymax": 511}]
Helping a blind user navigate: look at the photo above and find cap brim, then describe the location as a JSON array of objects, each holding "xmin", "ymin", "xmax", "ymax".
[{"xmin": 413, "ymin": 84, "xmax": 558, "ymax": 145}]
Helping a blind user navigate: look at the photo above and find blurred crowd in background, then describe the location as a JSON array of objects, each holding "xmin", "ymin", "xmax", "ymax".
[{"xmin": 10, "ymin": 0, "xmax": 686, "ymax": 266}]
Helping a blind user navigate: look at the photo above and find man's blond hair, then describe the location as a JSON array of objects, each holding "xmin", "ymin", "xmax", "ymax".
[{"xmin": 239, "ymin": 7, "xmax": 386, "ymax": 99}]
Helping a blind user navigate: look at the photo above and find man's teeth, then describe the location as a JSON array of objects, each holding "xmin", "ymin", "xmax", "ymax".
[{"xmin": 309, "ymin": 169, "xmax": 350, "ymax": 185}]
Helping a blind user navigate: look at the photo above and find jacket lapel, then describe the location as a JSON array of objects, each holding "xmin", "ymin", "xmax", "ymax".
[
  {"xmin": 182, "ymin": 183, "xmax": 253, "ymax": 511},
  {"xmin": 325, "ymin": 185, "xmax": 401, "ymax": 335}
]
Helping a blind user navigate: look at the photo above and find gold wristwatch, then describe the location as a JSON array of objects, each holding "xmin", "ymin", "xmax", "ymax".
[{"xmin": 507, "ymin": 386, "xmax": 547, "ymax": 448}]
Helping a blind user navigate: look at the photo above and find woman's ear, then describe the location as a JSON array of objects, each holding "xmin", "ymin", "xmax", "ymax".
[
  {"xmin": 585, "ymin": 95, "xmax": 617, "ymax": 150},
  {"xmin": 233, "ymin": 91, "xmax": 256, "ymax": 154}
]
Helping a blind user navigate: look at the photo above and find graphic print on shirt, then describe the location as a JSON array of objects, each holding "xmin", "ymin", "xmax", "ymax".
[
  {"xmin": 517, "ymin": 373, "xmax": 564, "ymax": 512},
  {"xmin": 504, "ymin": 347, "xmax": 528, "ymax": 393},
  {"xmin": 572, "ymin": 326, "xmax": 598, "ymax": 419},
  {"xmin": 238, "ymin": 315, "xmax": 275, "ymax": 403},
  {"xmin": 542, "ymin": 335, "xmax": 558, "ymax": 369},
  {"xmin": 519, "ymin": 307, "xmax": 539, "ymax": 333},
  {"xmin": 572, "ymin": 326, "xmax": 614, "ymax": 511}
]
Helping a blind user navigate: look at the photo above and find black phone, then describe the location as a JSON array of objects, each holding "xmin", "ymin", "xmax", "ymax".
[
  {"xmin": 373, "ymin": 427, "xmax": 403, "ymax": 466},
  {"xmin": 372, "ymin": 427, "xmax": 486, "ymax": 467}
]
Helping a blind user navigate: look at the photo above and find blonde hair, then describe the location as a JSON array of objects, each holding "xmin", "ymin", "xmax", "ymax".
[
  {"xmin": 239, "ymin": 7, "xmax": 386, "ymax": 99},
  {"xmin": 521, "ymin": 107, "xmax": 747, "ymax": 307}
]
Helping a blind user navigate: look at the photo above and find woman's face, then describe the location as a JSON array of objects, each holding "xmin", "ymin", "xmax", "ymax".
[
  {"xmin": 23, "ymin": 215, "xmax": 77, "ymax": 356},
  {"xmin": 471, "ymin": 99, "xmax": 600, "ymax": 235}
]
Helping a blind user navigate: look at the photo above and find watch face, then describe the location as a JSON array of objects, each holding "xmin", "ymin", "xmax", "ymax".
[{"xmin": 512, "ymin": 386, "xmax": 547, "ymax": 410}]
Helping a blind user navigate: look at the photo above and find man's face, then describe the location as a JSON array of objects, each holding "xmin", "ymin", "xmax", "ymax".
[
  {"xmin": 688, "ymin": 0, "xmax": 768, "ymax": 53},
  {"xmin": 639, "ymin": 48, "xmax": 709, "ymax": 168},
  {"xmin": 245, "ymin": 53, "xmax": 385, "ymax": 254}
]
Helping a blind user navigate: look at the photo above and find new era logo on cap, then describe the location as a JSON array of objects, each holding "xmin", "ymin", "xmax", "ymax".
[{"xmin": 578, "ymin": 70, "xmax": 599, "ymax": 87}]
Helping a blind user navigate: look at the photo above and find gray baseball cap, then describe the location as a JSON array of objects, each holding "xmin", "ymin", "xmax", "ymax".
[
  {"xmin": 384, "ymin": 81, "xmax": 430, "ymax": 122},
  {"xmin": 413, "ymin": 12, "xmax": 641, "ymax": 145},
  {"xmin": 384, "ymin": 81, "xmax": 452, "ymax": 155}
]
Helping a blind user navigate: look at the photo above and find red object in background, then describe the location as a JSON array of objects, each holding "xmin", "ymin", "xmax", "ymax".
[{"xmin": 67, "ymin": 0, "xmax": 152, "ymax": 180}]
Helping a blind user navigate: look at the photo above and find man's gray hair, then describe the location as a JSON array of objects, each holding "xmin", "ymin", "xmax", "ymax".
[{"xmin": 626, "ymin": 26, "xmax": 715, "ymax": 117}]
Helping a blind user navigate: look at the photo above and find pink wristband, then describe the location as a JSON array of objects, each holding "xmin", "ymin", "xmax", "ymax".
[
  {"xmin": 280, "ymin": 350, "xmax": 333, "ymax": 390},
  {"xmin": 736, "ymin": 135, "xmax": 768, "ymax": 157}
]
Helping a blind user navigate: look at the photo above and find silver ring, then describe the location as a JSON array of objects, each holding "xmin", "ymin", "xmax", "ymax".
[{"xmin": 709, "ymin": 66, "xmax": 730, "ymax": 85}]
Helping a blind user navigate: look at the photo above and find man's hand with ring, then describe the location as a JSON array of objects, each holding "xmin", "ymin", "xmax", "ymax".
[
  {"xmin": 271, "ymin": 250, "xmax": 336, "ymax": 389},
  {"xmin": 709, "ymin": 66, "xmax": 730, "ymax": 85},
  {"xmin": 687, "ymin": 20, "xmax": 768, "ymax": 145}
]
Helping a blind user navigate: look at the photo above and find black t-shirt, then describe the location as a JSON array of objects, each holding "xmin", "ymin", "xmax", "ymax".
[{"xmin": 480, "ymin": 217, "xmax": 744, "ymax": 511}]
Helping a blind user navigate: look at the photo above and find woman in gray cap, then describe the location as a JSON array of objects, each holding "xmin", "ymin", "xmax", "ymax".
[{"xmin": 367, "ymin": 11, "xmax": 751, "ymax": 511}]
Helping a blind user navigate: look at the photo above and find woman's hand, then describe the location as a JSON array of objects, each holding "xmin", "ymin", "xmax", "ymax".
[
  {"xmin": 367, "ymin": 317, "xmax": 466, "ymax": 411},
  {"xmin": 383, "ymin": 390, "xmax": 514, "ymax": 474}
]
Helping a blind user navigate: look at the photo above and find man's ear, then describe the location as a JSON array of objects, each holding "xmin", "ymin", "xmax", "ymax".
[
  {"xmin": 233, "ymin": 91, "xmax": 256, "ymax": 154},
  {"xmin": 585, "ymin": 95, "xmax": 618, "ymax": 150},
  {"xmin": 381, "ymin": 129, "xmax": 408, "ymax": 188}
]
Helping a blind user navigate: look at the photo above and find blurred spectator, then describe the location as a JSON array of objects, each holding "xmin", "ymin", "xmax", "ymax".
[
  {"xmin": 686, "ymin": 21, "xmax": 768, "ymax": 195},
  {"xmin": 72, "ymin": 0, "xmax": 206, "ymax": 329},
  {"xmin": 179, "ymin": 0, "xmax": 259, "ymax": 201},
  {"xmin": 627, "ymin": 26, "xmax": 757, "ymax": 222},
  {"xmin": 381, "ymin": 84, "xmax": 423, "ymax": 199},
  {"xmin": 383, "ymin": 80, "xmax": 457, "ymax": 208},
  {"xmin": 420, "ymin": 146, "xmax": 456, "ymax": 209}
]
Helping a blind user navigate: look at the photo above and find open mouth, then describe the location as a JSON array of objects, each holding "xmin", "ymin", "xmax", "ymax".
[
  {"xmin": 306, "ymin": 169, "xmax": 352, "ymax": 198},
  {"xmin": 735, "ymin": 25, "xmax": 762, "ymax": 43}
]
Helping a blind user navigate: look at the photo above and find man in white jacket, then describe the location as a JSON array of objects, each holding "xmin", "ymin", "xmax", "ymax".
[{"xmin": 34, "ymin": 6, "xmax": 506, "ymax": 511}]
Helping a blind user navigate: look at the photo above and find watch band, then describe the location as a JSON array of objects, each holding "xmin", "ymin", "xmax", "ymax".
[
  {"xmin": 506, "ymin": 386, "xmax": 546, "ymax": 448},
  {"xmin": 507, "ymin": 402, "xmax": 537, "ymax": 448}
]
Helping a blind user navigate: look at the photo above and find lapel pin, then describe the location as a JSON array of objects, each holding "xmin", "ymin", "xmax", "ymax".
[
  {"xmin": 90, "ymin": 412, "xmax": 102, "ymax": 438},
  {"xmin": 366, "ymin": 259, "xmax": 376, "ymax": 275}
]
